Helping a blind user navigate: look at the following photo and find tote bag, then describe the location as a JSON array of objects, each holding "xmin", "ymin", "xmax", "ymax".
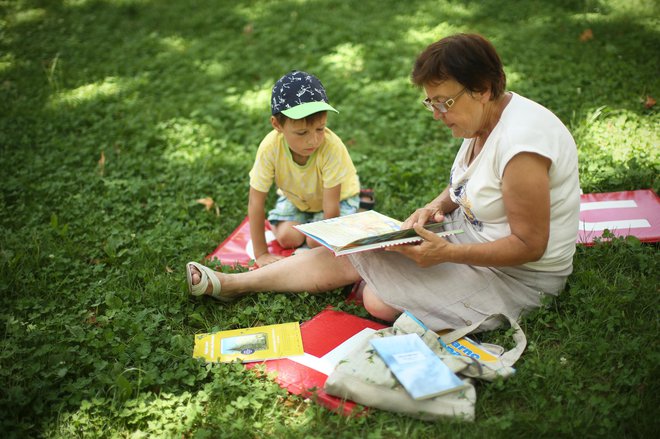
[{"xmin": 324, "ymin": 311, "xmax": 526, "ymax": 420}]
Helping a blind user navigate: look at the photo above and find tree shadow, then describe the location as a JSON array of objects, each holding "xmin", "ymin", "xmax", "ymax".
[{"xmin": 1, "ymin": 0, "xmax": 658, "ymax": 436}]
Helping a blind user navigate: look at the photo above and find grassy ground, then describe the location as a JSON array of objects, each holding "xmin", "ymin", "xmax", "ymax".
[{"xmin": 1, "ymin": 0, "xmax": 658, "ymax": 437}]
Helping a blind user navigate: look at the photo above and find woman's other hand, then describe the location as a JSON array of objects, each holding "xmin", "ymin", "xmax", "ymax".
[
  {"xmin": 401, "ymin": 206, "xmax": 445, "ymax": 230},
  {"xmin": 385, "ymin": 224, "xmax": 452, "ymax": 267},
  {"xmin": 385, "ymin": 225, "xmax": 454, "ymax": 267}
]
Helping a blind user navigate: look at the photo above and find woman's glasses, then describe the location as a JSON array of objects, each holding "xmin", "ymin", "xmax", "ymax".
[{"xmin": 422, "ymin": 88, "xmax": 467, "ymax": 113}]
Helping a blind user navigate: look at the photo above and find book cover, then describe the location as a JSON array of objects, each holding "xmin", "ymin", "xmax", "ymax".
[
  {"xmin": 193, "ymin": 322, "xmax": 304, "ymax": 363},
  {"xmin": 440, "ymin": 337, "xmax": 501, "ymax": 362},
  {"xmin": 294, "ymin": 210, "xmax": 463, "ymax": 256},
  {"xmin": 370, "ymin": 333, "xmax": 470, "ymax": 400}
]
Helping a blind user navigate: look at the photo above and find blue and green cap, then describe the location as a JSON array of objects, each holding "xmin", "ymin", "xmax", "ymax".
[{"xmin": 271, "ymin": 70, "xmax": 338, "ymax": 119}]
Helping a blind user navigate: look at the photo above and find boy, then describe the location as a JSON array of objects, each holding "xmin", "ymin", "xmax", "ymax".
[{"xmin": 248, "ymin": 70, "xmax": 360, "ymax": 267}]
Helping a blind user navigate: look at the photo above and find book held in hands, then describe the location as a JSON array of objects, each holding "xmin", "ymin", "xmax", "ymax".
[{"xmin": 294, "ymin": 210, "xmax": 463, "ymax": 256}]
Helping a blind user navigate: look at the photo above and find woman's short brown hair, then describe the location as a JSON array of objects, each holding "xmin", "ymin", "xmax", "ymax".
[{"xmin": 411, "ymin": 33, "xmax": 506, "ymax": 100}]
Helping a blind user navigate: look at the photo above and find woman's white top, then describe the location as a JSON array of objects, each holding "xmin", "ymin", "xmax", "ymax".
[{"xmin": 449, "ymin": 92, "xmax": 580, "ymax": 272}]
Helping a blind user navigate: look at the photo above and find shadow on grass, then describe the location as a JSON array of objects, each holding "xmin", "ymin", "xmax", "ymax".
[{"xmin": 1, "ymin": 0, "xmax": 658, "ymax": 436}]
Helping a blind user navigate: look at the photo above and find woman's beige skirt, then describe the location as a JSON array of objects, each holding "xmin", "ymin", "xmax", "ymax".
[{"xmin": 348, "ymin": 210, "xmax": 571, "ymax": 331}]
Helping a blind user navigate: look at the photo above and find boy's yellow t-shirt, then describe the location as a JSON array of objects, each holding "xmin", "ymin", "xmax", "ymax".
[{"xmin": 249, "ymin": 128, "xmax": 360, "ymax": 212}]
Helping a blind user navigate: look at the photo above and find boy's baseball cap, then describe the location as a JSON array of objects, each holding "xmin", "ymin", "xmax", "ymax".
[{"xmin": 271, "ymin": 70, "xmax": 338, "ymax": 119}]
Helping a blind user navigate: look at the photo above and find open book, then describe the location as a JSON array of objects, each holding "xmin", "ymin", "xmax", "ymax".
[{"xmin": 294, "ymin": 210, "xmax": 463, "ymax": 256}]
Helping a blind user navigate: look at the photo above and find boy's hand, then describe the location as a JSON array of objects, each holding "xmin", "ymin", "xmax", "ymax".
[
  {"xmin": 322, "ymin": 184, "xmax": 341, "ymax": 219},
  {"xmin": 255, "ymin": 252, "xmax": 284, "ymax": 267}
]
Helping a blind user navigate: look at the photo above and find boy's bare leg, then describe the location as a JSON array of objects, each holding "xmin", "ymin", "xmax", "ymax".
[
  {"xmin": 305, "ymin": 236, "xmax": 322, "ymax": 248},
  {"xmin": 271, "ymin": 221, "xmax": 305, "ymax": 249},
  {"xmin": 189, "ymin": 247, "xmax": 361, "ymax": 299}
]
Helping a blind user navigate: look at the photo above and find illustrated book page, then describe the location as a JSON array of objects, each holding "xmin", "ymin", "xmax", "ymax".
[{"xmin": 294, "ymin": 210, "xmax": 463, "ymax": 256}]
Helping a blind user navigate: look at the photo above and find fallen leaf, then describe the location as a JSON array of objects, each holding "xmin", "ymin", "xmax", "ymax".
[
  {"xmin": 85, "ymin": 309, "xmax": 98, "ymax": 325},
  {"xmin": 579, "ymin": 29, "xmax": 594, "ymax": 42},
  {"xmin": 165, "ymin": 266, "xmax": 174, "ymax": 273},
  {"xmin": 97, "ymin": 150, "xmax": 105, "ymax": 176},
  {"xmin": 196, "ymin": 197, "xmax": 215, "ymax": 211},
  {"xmin": 243, "ymin": 23, "xmax": 253, "ymax": 35},
  {"xmin": 644, "ymin": 95, "xmax": 656, "ymax": 109}
]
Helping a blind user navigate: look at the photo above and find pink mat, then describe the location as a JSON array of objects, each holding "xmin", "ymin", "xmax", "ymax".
[
  {"xmin": 245, "ymin": 309, "xmax": 386, "ymax": 416},
  {"xmin": 206, "ymin": 217, "xmax": 294, "ymax": 269},
  {"xmin": 578, "ymin": 189, "xmax": 659, "ymax": 244}
]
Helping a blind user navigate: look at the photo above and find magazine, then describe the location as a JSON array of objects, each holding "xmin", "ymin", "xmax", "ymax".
[
  {"xmin": 294, "ymin": 210, "xmax": 463, "ymax": 256},
  {"xmin": 370, "ymin": 333, "xmax": 470, "ymax": 400},
  {"xmin": 439, "ymin": 337, "xmax": 501, "ymax": 362},
  {"xmin": 193, "ymin": 322, "xmax": 304, "ymax": 363}
]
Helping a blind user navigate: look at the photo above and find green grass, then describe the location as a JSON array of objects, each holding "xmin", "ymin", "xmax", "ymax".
[{"xmin": 1, "ymin": 0, "xmax": 658, "ymax": 437}]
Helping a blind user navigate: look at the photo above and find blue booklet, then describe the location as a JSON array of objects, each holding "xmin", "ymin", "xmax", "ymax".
[{"xmin": 370, "ymin": 333, "xmax": 469, "ymax": 400}]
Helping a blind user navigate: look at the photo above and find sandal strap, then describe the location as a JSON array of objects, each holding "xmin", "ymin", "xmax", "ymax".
[
  {"xmin": 187, "ymin": 261, "xmax": 232, "ymax": 302},
  {"xmin": 188, "ymin": 262, "xmax": 221, "ymax": 297},
  {"xmin": 204, "ymin": 266, "xmax": 222, "ymax": 298}
]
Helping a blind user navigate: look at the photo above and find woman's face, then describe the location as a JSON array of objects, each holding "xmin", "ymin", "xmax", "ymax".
[{"xmin": 423, "ymin": 79, "xmax": 489, "ymax": 139}]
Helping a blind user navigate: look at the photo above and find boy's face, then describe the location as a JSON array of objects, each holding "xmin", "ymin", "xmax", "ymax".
[{"xmin": 271, "ymin": 112, "xmax": 328, "ymax": 162}]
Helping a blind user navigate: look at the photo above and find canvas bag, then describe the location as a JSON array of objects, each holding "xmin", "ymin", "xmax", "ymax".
[{"xmin": 323, "ymin": 311, "xmax": 526, "ymax": 421}]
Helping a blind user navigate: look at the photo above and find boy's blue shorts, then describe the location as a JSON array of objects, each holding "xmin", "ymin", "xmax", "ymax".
[{"xmin": 268, "ymin": 195, "xmax": 360, "ymax": 225}]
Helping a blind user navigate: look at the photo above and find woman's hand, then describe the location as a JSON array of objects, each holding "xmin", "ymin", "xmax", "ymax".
[
  {"xmin": 391, "ymin": 152, "xmax": 554, "ymax": 269},
  {"xmin": 400, "ymin": 206, "xmax": 445, "ymax": 230},
  {"xmin": 385, "ymin": 224, "xmax": 453, "ymax": 267}
]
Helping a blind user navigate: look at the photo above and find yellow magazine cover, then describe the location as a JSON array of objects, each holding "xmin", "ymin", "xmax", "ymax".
[
  {"xmin": 193, "ymin": 322, "xmax": 304, "ymax": 363},
  {"xmin": 442, "ymin": 337, "xmax": 500, "ymax": 362}
]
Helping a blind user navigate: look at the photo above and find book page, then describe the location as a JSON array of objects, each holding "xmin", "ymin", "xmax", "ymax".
[
  {"xmin": 295, "ymin": 211, "xmax": 402, "ymax": 248},
  {"xmin": 341, "ymin": 221, "xmax": 451, "ymax": 249}
]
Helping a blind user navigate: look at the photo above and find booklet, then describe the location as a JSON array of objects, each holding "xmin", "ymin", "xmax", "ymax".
[
  {"xmin": 440, "ymin": 337, "xmax": 501, "ymax": 363},
  {"xmin": 294, "ymin": 210, "xmax": 463, "ymax": 256},
  {"xmin": 193, "ymin": 322, "xmax": 304, "ymax": 363},
  {"xmin": 370, "ymin": 333, "xmax": 470, "ymax": 400}
]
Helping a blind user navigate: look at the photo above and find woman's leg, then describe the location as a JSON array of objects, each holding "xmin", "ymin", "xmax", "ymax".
[
  {"xmin": 189, "ymin": 247, "xmax": 361, "ymax": 299},
  {"xmin": 362, "ymin": 284, "xmax": 401, "ymax": 322}
]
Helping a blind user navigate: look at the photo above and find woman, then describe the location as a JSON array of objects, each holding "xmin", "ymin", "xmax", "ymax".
[{"xmin": 187, "ymin": 33, "xmax": 580, "ymax": 331}]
